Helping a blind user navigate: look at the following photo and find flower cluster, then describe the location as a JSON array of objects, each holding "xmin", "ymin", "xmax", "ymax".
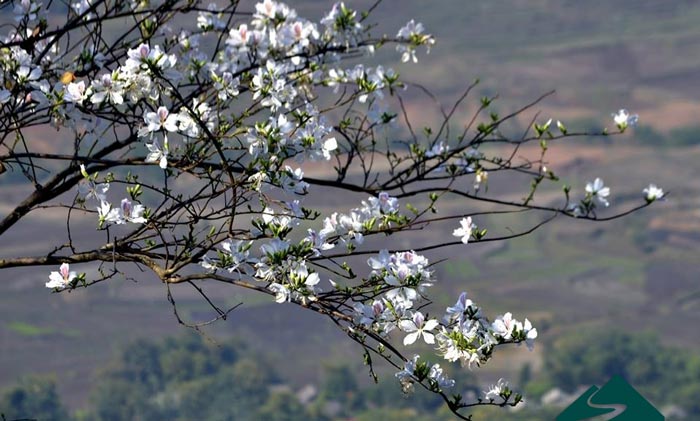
[
  {"xmin": 356, "ymin": 252, "xmax": 538, "ymax": 395},
  {"xmin": 395, "ymin": 355, "xmax": 455, "ymax": 394},
  {"xmin": 396, "ymin": 19, "xmax": 435, "ymax": 63},
  {"xmin": 78, "ymin": 165, "xmax": 148, "ymax": 228},
  {"xmin": 313, "ymin": 191, "xmax": 402, "ymax": 251}
]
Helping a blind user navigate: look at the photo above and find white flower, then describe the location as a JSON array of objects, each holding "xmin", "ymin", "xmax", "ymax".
[
  {"xmin": 353, "ymin": 300, "xmax": 385, "ymax": 328},
  {"xmin": 78, "ymin": 179, "xmax": 109, "ymax": 203},
  {"xmin": 426, "ymin": 141, "xmax": 449, "ymax": 158},
  {"xmin": 90, "ymin": 73, "xmax": 124, "ymax": 105},
  {"xmin": 492, "ymin": 312, "xmax": 517, "ymax": 340},
  {"xmin": 227, "ymin": 24, "xmax": 250, "ymax": 49},
  {"xmin": 612, "ymin": 109, "xmax": 639, "ymax": 131},
  {"xmin": 453, "ymin": 217, "xmax": 476, "ymax": 244},
  {"xmin": 120, "ymin": 198, "xmax": 147, "ymax": 224},
  {"xmin": 367, "ymin": 249, "xmax": 392, "ymax": 270},
  {"xmin": 269, "ymin": 282, "xmax": 289, "ymax": 303},
  {"xmin": 585, "ymin": 177, "xmax": 611, "ymax": 207},
  {"xmin": 395, "ymin": 354, "xmax": 420, "ymax": 393},
  {"xmin": 97, "ymin": 200, "xmax": 121, "ymax": 226},
  {"xmin": 46, "ymin": 263, "xmax": 76, "ymax": 289},
  {"xmin": 396, "ymin": 20, "xmax": 433, "ymax": 63},
  {"xmin": 400, "ymin": 311, "xmax": 439, "ymax": 345},
  {"xmin": 140, "ymin": 106, "xmax": 179, "ymax": 136},
  {"xmin": 145, "ymin": 137, "xmax": 168, "ymax": 169},
  {"xmin": 219, "ymin": 239, "xmax": 254, "ymax": 274},
  {"xmin": 428, "ymin": 364, "xmax": 455, "ymax": 389},
  {"xmin": 484, "ymin": 378, "xmax": 509, "ymax": 401},
  {"xmin": 445, "ymin": 291, "xmax": 473, "ymax": 323},
  {"xmin": 64, "ymin": 81, "xmax": 87, "ymax": 104},
  {"xmin": 643, "ymin": 184, "xmax": 664, "ymax": 202},
  {"xmin": 304, "ymin": 229, "xmax": 334, "ymax": 255},
  {"xmin": 367, "ymin": 191, "xmax": 398, "ymax": 214},
  {"xmin": 260, "ymin": 238, "xmax": 290, "ymax": 258},
  {"xmin": 290, "ymin": 263, "xmax": 320, "ymax": 293}
]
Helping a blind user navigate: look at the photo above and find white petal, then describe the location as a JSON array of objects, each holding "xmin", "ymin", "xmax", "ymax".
[
  {"xmin": 399, "ymin": 320, "xmax": 418, "ymax": 333},
  {"xmin": 323, "ymin": 137, "xmax": 337, "ymax": 151},
  {"xmin": 423, "ymin": 319, "xmax": 439, "ymax": 331},
  {"xmin": 403, "ymin": 331, "xmax": 419, "ymax": 346}
]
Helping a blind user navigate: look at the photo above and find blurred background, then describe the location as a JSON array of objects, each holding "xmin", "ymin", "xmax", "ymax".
[{"xmin": 2, "ymin": 1, "xmax": 700, "ymax": 419}]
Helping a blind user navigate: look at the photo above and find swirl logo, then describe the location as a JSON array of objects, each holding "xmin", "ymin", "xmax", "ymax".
[{"xmin": 557, "ymin": 375, "xmax": 664, "ymax": 420}]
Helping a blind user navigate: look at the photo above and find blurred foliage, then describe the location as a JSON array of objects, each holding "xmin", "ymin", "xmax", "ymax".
[
  {"xmin": 536, "ymin": 328, "xmax": 700, "ymax": 416},
  {"xmin": 0, "ymin": 375, "xmax": 69, "ymax": 420},
  {"xmin": 2, "ymin": 330, "xmax": 699, "ymax": 419},
  {"xmin": 634, "ymin": 124, "xmax": 700, "ymax": 147},
  {"xmin": 89, "ymin": 333, "xmax": 280, "ymax": 421}
]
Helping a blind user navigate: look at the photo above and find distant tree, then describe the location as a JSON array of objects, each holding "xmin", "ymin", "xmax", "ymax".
[
  {"xmin": 90, "ymin": 334, "xmax": 274, "ymax": 420},
  {"xmin": 0, "ymin": 0, "xmax": 662, "ymax": 418},
  {"xmin": 318, "ymin": 364, "xmax": 360, "ymax": 413},
  {"xmin": 633, "ymin": 124, "xmax": 666, "ymax": 146},
  {"xmin": 669, "ymin": 125, "xmax": 700, "ymax": 146},
  {"xmin": 256, "ymin": 390, "xmax": 313, "ymax": 421},
  {"xmin": 0, "ymin": 376, "xmax": 70, "ymax": 421}
]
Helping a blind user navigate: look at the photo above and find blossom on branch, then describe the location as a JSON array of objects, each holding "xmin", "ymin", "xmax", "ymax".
[
  {"xmin": 613, "ymin": 108, "xmax": 639, "ymax": 131},
  {"xmin": 46, "ymin": 263, "xmax": 76, "ymax": 290},
  {"xmin": 644, "ymin": 184, "xmax": 665, "ymax": 202},
  {"xmin": 453, "ymin": 217, "xmax": 476, "ymax": 244},
  {"xmin": 585, "ymin": 177, "xmax": 611, "ymax": 207}
]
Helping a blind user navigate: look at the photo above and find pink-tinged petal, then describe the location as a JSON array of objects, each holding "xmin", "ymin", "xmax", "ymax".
[
  {"xmin": 157, "ymin": 106, "xmax": 169, "ymax": 122},
  {"xmin": 412, "ymin": 311, "xmax": 425, "ymax": 327},
  {"xmin": 121, "ymin": 198, "xmax": 132, "ymax": 217},
  {"xmin": 59, "ymin": 263, "xmax": 70, "ymax": 279}
]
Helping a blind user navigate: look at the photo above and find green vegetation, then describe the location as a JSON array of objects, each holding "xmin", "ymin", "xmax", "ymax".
[
  {"xmin": 3, "ymin": 329, "xmax": 697, "ymax": 420},
  {"xmin": 6, "ymin": 321, "xmax": 56, "ymax": 337},
  {"xmin": 0, "ymin": 334, "xmax": 467, "ymax": 420},
  {"xmin": 5, "ymin": 321, "xmax": 81, "ymax": 339},
  {"xmin": 630, "ymin": 124, "xmax": 700, "ymax": 147},
  {"xmin": 0, "ymin": 376, "xmax": 69, "ymax": 421},
  {"xmin": 540, "ymin": 329, "xmax": 700, "ymax": 415}
]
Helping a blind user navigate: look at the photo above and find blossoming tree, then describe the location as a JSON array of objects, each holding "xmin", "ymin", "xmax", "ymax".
[{"xmin": 0, "ymin": 0, "xmax": 663, "ymax": 418}]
